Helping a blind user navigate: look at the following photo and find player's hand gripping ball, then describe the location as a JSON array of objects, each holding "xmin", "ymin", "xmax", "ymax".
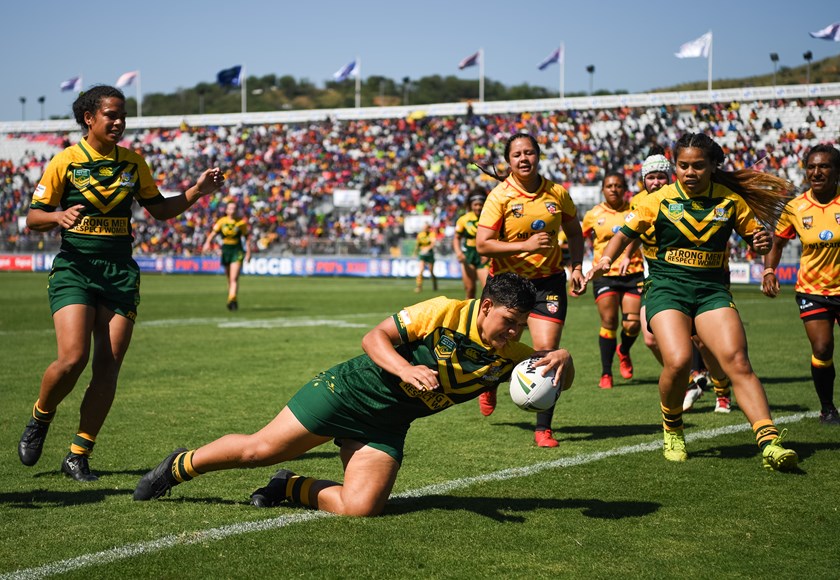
[{"xmin": 509, "ymin": 354, "xmax": 560, "ymax": 412}]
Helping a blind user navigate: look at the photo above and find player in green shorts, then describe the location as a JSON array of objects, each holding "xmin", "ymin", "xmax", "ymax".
[
  {"xmin": 453, "ymin": 188, "xmax": 489, "ymax": 299},
  {"xmin": 586, "ymin": 132, "xmax": 798, "ymax": 472},
  {"xmin": 203, "ymin": 200, "xmax": 252, "ymax": 310},
  {"xmin": 17, "ymin": 85, "xmax": 225, "ymax": 482},
  {"xmin": 134, "ymin": 273, "xmax": 575, "ymax": 516}
]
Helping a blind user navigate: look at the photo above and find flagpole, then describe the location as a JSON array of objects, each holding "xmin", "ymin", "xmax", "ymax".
[
  {"xmin": 560, "ymin": 42, "xmax": 565, "ymax": 99},
  {"xmin": 355, "ymin": 55, "xmax": 361, "ymax": 108},
  {"xmin": 707, "ymin": 31, "xmax": 713, "ymax": 94},
  {"xmin": 241, "ymin": 64, "xmax": 247, "ymax": 114},
  {"xmin": 479, "ymin": 47, "xmax": 485, "ymax": 103},
  {"xmin": 136, "ymin": 71, "xmax": 143, "ymax": 118}
]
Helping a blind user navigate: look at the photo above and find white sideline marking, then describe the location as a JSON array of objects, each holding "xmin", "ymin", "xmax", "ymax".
[{"xmin": 3, "ymin": 411, "xmax": 816, "ymax": 580}]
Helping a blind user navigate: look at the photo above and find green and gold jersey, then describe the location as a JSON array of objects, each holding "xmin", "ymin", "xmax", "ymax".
[
  {"xmin": 415, "ymin": 230, "xmax": 435, "ymax": 256},
  {"xmin": 621, "ymin": 181, "xmax": 758, "ymax": 284},
  {"xmin": 30, "ymin": 140, "xmax": 162, "ymax": 259},
  {"xmin": 383, "ymin": 296, "xmax": 534, "ymax": 417},
  {"xmin": 478, "ymin": 176, "xmax": 577, "ymax": 279},
  {"xmin": 213, "ymin": 216, "xmax": 248, "ymax": 246},
  {"xmin": 629, "ymin": 190, "xmax": 658, "ymax": 261},
  {"xmin": 582, "ymin": 202, "xmax": 644, "ymax": 276},
  {"xmin": 775, "ymin": 187, "xmax": 840, "ymax": 296},
  {"xmin": 455, "ymin": 210, "xmax": 480, "ymax": 249}
]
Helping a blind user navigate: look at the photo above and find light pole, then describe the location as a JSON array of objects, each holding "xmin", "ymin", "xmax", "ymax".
[
  {"xmin": 586, "ymin": 65, "xmax": 595, "ymax": 96},
  {"xmin": 402, "ymin": 76, "xmax": 411, "ymax": 106},
  {"xmin": 19, "ymin": 96, "xmax": 26, "ymax": 121},
  {"xmin": 803, "ymin": 51, "xmax": 813, "ymax": 87},
  {"xmin": 37, "ymin": 96, "xmax": 45, "ymax": 120},
  {"xmin": 770, "ymin": 53, "xmax": 779, "ymax": 90}
]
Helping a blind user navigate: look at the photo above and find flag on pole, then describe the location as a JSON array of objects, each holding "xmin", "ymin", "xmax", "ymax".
[
  {"xmin": 458, "ymin": 51, "xmax": 480, "ymax": 70},
  {"xmin": 115, "ymin": 71, "xmax": 139, "ymax": 88},
  {"xmin": 675, "ymin": 32, "xmax": 712, "ymax": 58},
  {"xmin": 810, "ymin": 22, "xmax": 840, "ymax": 41},
  {"xmin": 333, "ymin": 59, "xmax": 359, "ymax": 82},
  {"xmin": 217, "ymin": 66, "xmax": 243, "ymax": 87},
  {"xmin": 60, "ymin": 76, "xmax": 82, "ymax": 92},
  {"xmin": 537, "ymin": 46, "xmax": 564, "ymax": 70}
]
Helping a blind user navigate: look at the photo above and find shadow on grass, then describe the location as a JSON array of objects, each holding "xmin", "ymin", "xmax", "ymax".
[
  {"xmin": 761, "ymin": 375, "xmax": 812, "ymax": 385},
  {"xmin": 495, "ymin": 421, "xmax": 661, "ymax": 440},
  {"xmin": 385, "ymin": 495, "xmax": 660, "ymax": 521},
  {"xmin": 691, "ymin": 439, "xmax": 840, "ymax": 474}
]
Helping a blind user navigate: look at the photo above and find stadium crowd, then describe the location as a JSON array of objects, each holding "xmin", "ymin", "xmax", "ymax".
[{"xmin": 1, "ymin": 97, "xmax": 837, "ymax": 260}]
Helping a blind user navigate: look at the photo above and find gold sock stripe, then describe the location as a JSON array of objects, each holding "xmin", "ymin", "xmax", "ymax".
[
  {"xmin": 752, "ymin": 420, "xmax": 778, "ymax": 448},
  {"xmin": 661, "ymin": 403, "xmax": 683, "ymax": 430},
  {"xmin": 711, "ymin": 377, "xmax": 731, "ymax": 396},
  {"xmin": 171, "ymin": 451, "xmax": 198, "ymax": 483},
  {"xmin": 70, "ymin": 432, "xmax": 95, "ymax": 456},
  {"xmin": 623, "ymin": 328, "xmax": 641, "ymax": 338},
  {"xmin": 811, "ymin": 355, "xmax": 833, "ymax": 368},
  {"xmin": 298, "ymin": 478, "xmax": 316, "ymax": 507},
  {"xmin": 33, "ymin": 401, "xmax": 56, "ymax": 423},
  {"xmin": 599, "ymin": 327, "xmax": 616, "ymax": 339}
]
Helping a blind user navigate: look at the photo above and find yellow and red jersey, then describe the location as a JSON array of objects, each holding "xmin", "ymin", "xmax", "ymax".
[
  {"xmin": 582, "ymin": 202, "xmax": 643, "ymax": 276},
  {"xmin": 775, "ymin": 187, "xmax": 840, "ymax": 296},
  {"xmin": 478, "ymin": 176, "xmax": 577, "ymax": 279}
]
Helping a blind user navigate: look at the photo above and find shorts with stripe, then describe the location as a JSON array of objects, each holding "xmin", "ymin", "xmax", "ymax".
[
  {"xmin": 592, "ymin": 272, "xmax": 644, "ymax": 303},
  {"xmin": 795, "ymin": 292, "xmax": 840, "ymax": 323},
  {"xmin": 529, "ymin": 271, "xmax": 568, "ymax": 324}
]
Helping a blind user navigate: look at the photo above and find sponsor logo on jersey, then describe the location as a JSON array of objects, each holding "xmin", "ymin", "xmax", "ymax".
[
  {"xmin": 120, "ymin": 172, "xmax": 134, "ymax": 187},
  {"xmin": 714, "ymin": 207, "xmax": 728, "ymax": 221},
  {"xmin": 434, "ymin": 335, "xmax": 456, "ymax": 360},
  {"xmin": 511, "ymin": 204, "xmax": 524, "ymax": 218},
  {"xmin": 819, "ymin": 230, "xmax": 834, "ymax": 241},
  {"xmin": 398, "ymin": 382, "xmax": 454, "ymax": 411},
  {"xmin": 545, "ymin": 202, "xmax": 558, "ymax": 214},
  {"xmin": 597, "ymin": 218, "xmax": 605, "ymax": 226},
  {"xmin": 668, "ymin": 203, "xmax": 684, "ymax": 222},
  {"xmin": 68, "ymin": 216, "xmax": 130, "ymax": 236},
  {"xmin": 835, "ymin": 213, "xmax": 840, "ymax": 226},
  {"xmin": 803, "ymin": 216, "xmax": 813, "ymax": 229},
  {"xmin": 34, "ymin": 184, "xmax": 46, "ymax": 199},
  {"xmin": 663, "ymin": 248, "xmax": 725, "ymax": 268},
  {"xmin": 71, "ymin": 169, "xmax": 90, "ymax": 189},
  {"xmin": 98, "ymin": 167, "xmax": 114, "ymax": 177},
  {"xmin": 611, "ymin": 225, "xmax": 620, "ymax": 234},
  {"xmin": 531, "ymin": 219, "xmax": 546, "ymax": 231},
  {"xmin": 625, "ymin": 212, "xmax": 636, "ymax": 222},
  {"xmin": 397, "ymin": 309, "xmax": 412, "ymax": 326},
  {"xmin": 691, "ymin": 201, "xmax": 704, "ymax": 211}
]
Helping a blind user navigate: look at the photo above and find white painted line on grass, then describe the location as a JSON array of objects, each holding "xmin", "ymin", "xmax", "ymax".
[{"xmin": 2, "ymin": 411, "xmax": 817, "ymax": 580}]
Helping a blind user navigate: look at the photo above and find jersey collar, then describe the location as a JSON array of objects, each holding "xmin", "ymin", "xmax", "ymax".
[{"xmin": 504, "ymin": 176, "xmax": 545, "ymax": 198}]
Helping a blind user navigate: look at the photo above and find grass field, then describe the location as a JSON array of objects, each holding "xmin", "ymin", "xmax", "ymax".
[{"xmin": 2, "ymin": 273, "xmax": 838, "ymax": 579}]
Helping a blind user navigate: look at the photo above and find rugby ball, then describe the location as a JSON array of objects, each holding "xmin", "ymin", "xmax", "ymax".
[{"xmin": 509, "ymin": 355, "xmax": 560, "ymax": 412}]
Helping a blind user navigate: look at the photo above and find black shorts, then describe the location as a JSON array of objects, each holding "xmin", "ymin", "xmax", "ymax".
[
  {"xmin": 795, "ymin": 292, "xmax": 840, "ymax": 323},
  {"xmin": 592, "ymin": 273, "xmax": 644, "ymax": 303},
  {"xmin": 529, "ymin": 272, "xmax": 568, "ymax": 324}
]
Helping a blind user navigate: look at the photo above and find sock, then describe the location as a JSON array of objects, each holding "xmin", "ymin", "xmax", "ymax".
[
  {"xmin": 415, "ymin": 273, "xmax": 423, "ymax": 289},
  {"xmin": 752, "ymin": 419, "xmax": 779, "ymax": 450},
  {"xmin": 811, "ymin": 355, "xmax": 836, "ymax": 413},
  {"xmin": 711, "ymin": 376, "xmax": 731, "ymax": 397},
  {"xmin": 32, "ymin": 401, "xmax": 56, "ymax": 424},
  {"xmin": 535, "ymin": 408, "xmax": 555, "ymax": 432},
  {"xmin": 619, "ymin": 328, "xmax": 639, "ymax": 355},
  {"xmin": 661, "ymin": 403, "xmax": 683, "ymax": 430},
  {"xmin": 70, "ymin": 432, "xmax": 95, "ymax": 456},
  {"xmin": 171, "ymin": 450, "xmax": 203, "ymax": 483},
  {"xmin": 599, "ymin": 327, "xmax": 617, "ymax": 375},
  {"xmin": 690, "ymin": 345, "xmax": 705, "ymax": 374},
  {"xmin": 285, "ymin": 473, "xmax": 318, "ymax": 507}
]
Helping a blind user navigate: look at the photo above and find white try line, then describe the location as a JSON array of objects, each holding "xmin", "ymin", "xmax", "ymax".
[{"xmin": 2, "ymin": 411, "xmax": 817, "ymax": 580}]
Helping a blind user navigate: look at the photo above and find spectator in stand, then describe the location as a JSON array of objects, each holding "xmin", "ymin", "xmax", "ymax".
[
  {"xmin": 475, "ymin": 132, "xmax": 586, "ymax": 448},
  {"xmin": 762, "ymin": 144, "xmax": 840, "ymax": 425},
  {"xmin": 17, "ymin": 85, "xmax": 225, "ymax": 481}
]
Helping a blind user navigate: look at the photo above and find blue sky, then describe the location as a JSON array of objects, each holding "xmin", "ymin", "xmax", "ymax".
[{"xmin": 2, "ymin": 0, "xmax": 838, "ymax": 122}]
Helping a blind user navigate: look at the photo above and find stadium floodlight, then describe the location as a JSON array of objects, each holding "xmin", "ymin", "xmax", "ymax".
[
  {"xmin": 19, "ymin": 96, "xmax": 25, "ymax": 121},
  {"xmin": 803, "ymin": 51, "xmax": 813, "ymax": 86},
  {"xmin": 586, "ymin": 65, "xmax": 595, "ymax": 95},
  {"xmin": 770, "ymin": 53, "xmax": 779, "ymax": 89},
  {"xmin": 37, "ymin": 96, "xmax": 45, "ymax": 120}
]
